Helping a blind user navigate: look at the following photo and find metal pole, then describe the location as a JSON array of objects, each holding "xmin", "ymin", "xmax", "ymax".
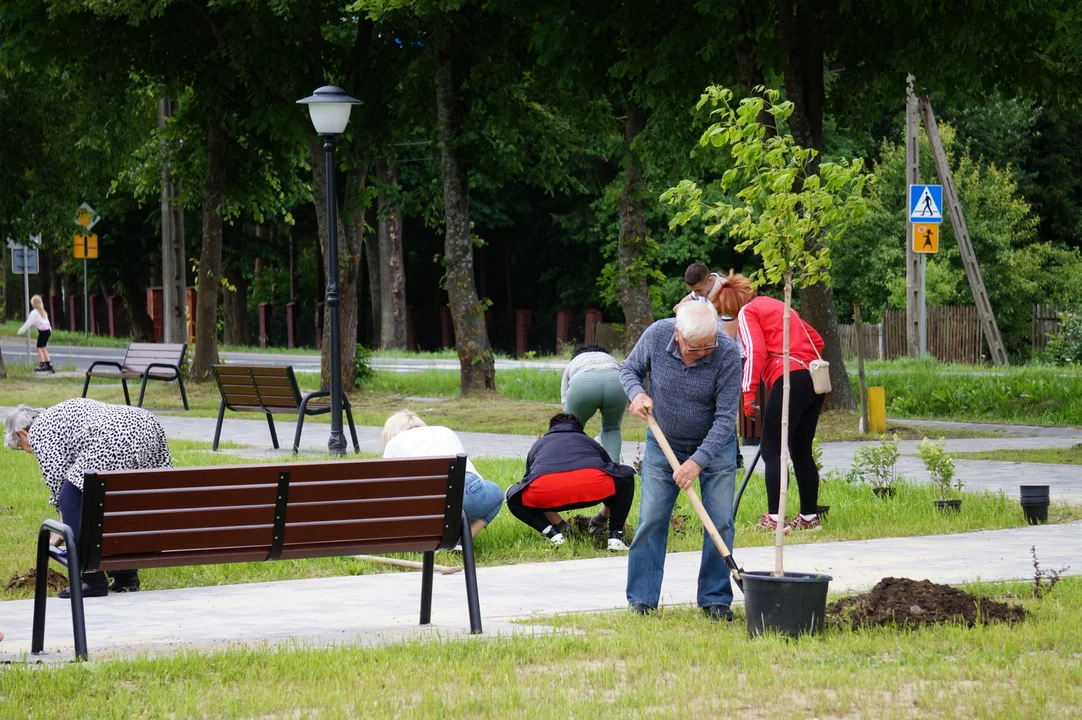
[
  {"xmin": 83, "ymin": 258, "xmax": 89, "ymax": 338},
  {"xmin": 919, "ymin": 254, "xmax": 927, "ymax": 357},
  {"xmin": 324, "ymin": 135, "xmax": 346, "ymax": 454},
  {"xmin": 23, "ymin": 249, "xmax": 31, "ymax": 369},
  {"xmin": 905, "ymin": 73, "xmax": 921, "ymax": 358}
]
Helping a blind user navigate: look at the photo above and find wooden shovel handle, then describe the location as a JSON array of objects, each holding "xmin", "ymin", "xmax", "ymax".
[{"xmin": 646, "ymin": 414, "xmax": 741, "ymax": 580}]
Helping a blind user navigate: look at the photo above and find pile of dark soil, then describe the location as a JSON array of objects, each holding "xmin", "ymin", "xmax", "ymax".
[
  {"xmin": 5, "ymin": 568, "xmax": 67, "ymax": 591},
  {"xmin": 828, "ymin": 577, "xmax": 1026, "ymax": 629},
  {"xmin": 568, "ymin": 515, "xmax": 633, "ymax": 546}
]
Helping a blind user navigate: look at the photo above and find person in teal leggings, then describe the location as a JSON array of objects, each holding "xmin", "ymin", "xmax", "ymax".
[{"xmin": 561, "ymin": 344, "xmax": 627, "ymax": 461}]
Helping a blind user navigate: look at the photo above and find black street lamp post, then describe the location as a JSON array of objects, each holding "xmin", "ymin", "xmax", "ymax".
[{"xmin": 298, "ymin": 86, "xmax": 361, "ymax": 454}]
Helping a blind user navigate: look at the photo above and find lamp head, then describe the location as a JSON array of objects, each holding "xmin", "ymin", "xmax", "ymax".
[{"xmin": 297, "ymin": 85, "xmax": 361, "ymax": 136}]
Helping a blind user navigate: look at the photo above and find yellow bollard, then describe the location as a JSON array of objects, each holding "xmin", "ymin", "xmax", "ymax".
[{"xmin": 867, "ymin": 386, "xmax": 887, "ymax": 433}]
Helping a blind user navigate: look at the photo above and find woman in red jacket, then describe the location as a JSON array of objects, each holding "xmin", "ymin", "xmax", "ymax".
[{"xmin": 717, "ymin": 272, "xmax": 826, "ymax": 532}]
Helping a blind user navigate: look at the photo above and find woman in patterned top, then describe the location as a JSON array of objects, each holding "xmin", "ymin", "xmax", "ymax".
[{"xmin": 5, "ymin": 398, "xmax": 173, "ymax": 598}]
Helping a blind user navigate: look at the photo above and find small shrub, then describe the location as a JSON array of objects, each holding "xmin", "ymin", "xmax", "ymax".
[
  {"xmin": 852, "ymin": 435, "xmax": 901, "ymax": 489},
  {"xmin": 1046, "ymin": 309, "xmax": 1082, "ymax": 366},
  {"xmin": 917, "ymin": 437, "xmax": 962, "ymax": 498},
  {"xmin": 1031, "ymin": 545, "xmax": 1069, "ymax": 599},
  {"xmin": 354, "ymin": 345, "xmax": 375, "ymax": 387}
]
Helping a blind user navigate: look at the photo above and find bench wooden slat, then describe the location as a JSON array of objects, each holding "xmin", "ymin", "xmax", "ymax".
[
  {"xmin": 100, "ymin": 459, "xmax": 454, "ymax": 492},
  {"xmin": 103, "ymin": 476, "xmax": 451, "ymax": 513},
  {"xmin": 100, "ymin": 517, "xmax": 443, "ymax": 555}
]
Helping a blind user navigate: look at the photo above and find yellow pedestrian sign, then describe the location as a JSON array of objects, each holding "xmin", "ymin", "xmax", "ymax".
[
  {"xmin": 74, "ymin": 233, "xmax": 99, "ymax": 259},
  {"xmin": 914, "ymin": 223, "xmax": 939, "ymax": 254}
]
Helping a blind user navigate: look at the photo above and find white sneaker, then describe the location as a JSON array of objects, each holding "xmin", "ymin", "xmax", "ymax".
[
  {"xmin": 549, "ymin": 532, "xmax": 565, "ymax": 547},
  {"xmin": 607, "ymin": 537, "xmax": 629, "ymax": 552}
]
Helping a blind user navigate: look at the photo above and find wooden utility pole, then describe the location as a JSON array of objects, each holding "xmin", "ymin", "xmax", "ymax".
[
  {"xmin": 854, "ymin": 303, "xmax": 871, "ymax": 434},
  {"xmin": 904, "ymin": 75, "xmax": 921, "ymax": 358},
  {"xmin": 919, "ymin": 97, "xmax": 1010, "ymax": 366}
]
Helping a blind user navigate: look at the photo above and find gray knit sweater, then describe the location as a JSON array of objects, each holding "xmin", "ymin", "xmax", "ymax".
[{"xmin": 619, "ymin": 318, "xmax": 741, "ymax": 469}]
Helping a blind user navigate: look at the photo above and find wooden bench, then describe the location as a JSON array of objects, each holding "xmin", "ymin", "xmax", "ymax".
[
  {"xmin": 82, "ymin": 343, "xmax": 189, "ymax": 410},
  {"xmin": 32, "ymin": 455, "xmax": 480, "ymax": 660},
  {"xmin": 211, "ymin": 365, "xmax": 359, "ymax": 454}
]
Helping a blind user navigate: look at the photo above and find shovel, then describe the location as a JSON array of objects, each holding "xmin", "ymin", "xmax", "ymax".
[{"xmin": 646, "ymin": 414, "xmax": 744, "ymax": 591}]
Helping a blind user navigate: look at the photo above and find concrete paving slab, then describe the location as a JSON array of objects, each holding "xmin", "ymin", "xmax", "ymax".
[{"xmin": 2, "ymin": 521, "xmax": 1078, "ymax": 664}]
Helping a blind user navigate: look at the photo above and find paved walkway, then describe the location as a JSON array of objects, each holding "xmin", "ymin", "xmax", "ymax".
[{"xmin": 2, "ymin": 521, "xmax": 1077, "ymax": 663}]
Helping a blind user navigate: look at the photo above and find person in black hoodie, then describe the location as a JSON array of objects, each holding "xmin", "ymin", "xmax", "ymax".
[{"xmin": 506, "ymin": 413, "xmax": 636, "ymax": 551}]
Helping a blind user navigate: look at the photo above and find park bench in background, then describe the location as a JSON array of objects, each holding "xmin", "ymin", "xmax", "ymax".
[
  {"xmin": 82, "ymin": 342, "xmax": 189, "ymax": 410},
  {"xmin": 32, "ymin": 454, "xmax": 480, "ymax": 660},
  {"xmin": 211, "ymin": 364, "xmax": 359, "ymax": 453}
]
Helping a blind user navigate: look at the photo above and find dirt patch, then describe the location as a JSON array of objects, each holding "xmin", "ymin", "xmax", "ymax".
[
  {"xmin": 828, "ymin": 577, "xmax": 1026, "ymax": 629},
  {"xmin": 5, "ymin": 567, "xmax": 68, "ymax": 591},
  {"xmin": 568, "ymin": 514, "xmax": 633, "ymax": 546}
]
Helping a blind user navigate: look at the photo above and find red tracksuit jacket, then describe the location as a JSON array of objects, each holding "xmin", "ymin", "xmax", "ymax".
[{"xmin": 737, "ymin": 296, "xmax": 825, "ymax": 407}]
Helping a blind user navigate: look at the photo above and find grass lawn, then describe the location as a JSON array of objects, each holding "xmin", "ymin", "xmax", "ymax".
[
  {"xmin": 2, "ymin": 439, "xmax": 1078, "ymax": 601},
  {"xmin": 953, "ymin": 444, "xmax": 1082, "ymax": 465},
  {"xmin": 1, "ymin": 578, "xmax": 1079, "ymax": 718}
]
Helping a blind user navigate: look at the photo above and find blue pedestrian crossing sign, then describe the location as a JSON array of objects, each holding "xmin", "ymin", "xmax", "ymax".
[{"xmin": 909, "ymin": 184, "xmax": 943, "ymax": 223}]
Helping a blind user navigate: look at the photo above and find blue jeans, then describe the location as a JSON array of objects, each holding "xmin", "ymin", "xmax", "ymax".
[
  {"xmin": 462, "ymin": 471, "xmax": 503, "ymax": 525},
  {"xmin": 626, "ymin": 432, "xmax": 737, "ymax": 609}
]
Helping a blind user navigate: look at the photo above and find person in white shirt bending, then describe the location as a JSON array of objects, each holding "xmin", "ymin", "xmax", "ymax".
[
  {"xmin": 381, "ymin": 410, "xmax": 503, "ymax": 538},
  {"xmin": 17, "ymin": 295, "xmax": 54, "ymax": 374}
]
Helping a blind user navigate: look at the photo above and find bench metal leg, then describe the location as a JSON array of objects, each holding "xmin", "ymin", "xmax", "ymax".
[
  {"xmin": 419, "ymin": 551, "xmax": 435, "ymax": 626},
  {"xmin": 292, "ymin": 408, "xmax": 306, "ymax": 455},
  {"xmin": 460, "ymin": 510, "xmax": 482, "ymax": 634},
  {"xmin": 177, "ymin": 374, "xmax": 189, "ymax": 411},
  {"xmin": 121, "ymin": 378, "xmax": 131, "ymax": 406},
  {"xmin": 81, "ymin": 374, "xmax": 91, "ymax": 399},
  {"xmin": 137, "ymin": 376, "xmax": 149, "ymax": 407},
  {"xmin": 213, "ymin": 400, "xmax": 226, "ymax": 451},
  {"xmin": 266, "ymin": 413, "xmax": 280, "ymax": 450},
  {"xmin": 343, "ymin": 398, "xmax": 360, "ymax": 453},
  {"xmin": 33, "ymin": 520, "xmax": 87, "ymax": 661}
]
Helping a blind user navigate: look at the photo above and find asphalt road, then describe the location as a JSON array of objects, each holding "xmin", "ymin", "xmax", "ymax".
[{"xmin": 0, "ymin": 339, "xmax": 569, "ymax": 374}]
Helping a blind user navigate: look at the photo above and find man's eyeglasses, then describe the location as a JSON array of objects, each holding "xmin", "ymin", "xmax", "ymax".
[{"xmin": 683, "ymin": 341, "xmax": 717, "ymax": 353}]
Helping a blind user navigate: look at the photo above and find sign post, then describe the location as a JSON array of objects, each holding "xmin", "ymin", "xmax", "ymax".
[
  {"xmin": 74, "ymin": 203, "xmax": 101, "ymax": 338},
  {"xmin": 908, "ymin": 184, "xmax": 943, "ymax": 357},
  {"xmin": 8, "ymin": 237, "xmax": 41, "ymax": 369}
]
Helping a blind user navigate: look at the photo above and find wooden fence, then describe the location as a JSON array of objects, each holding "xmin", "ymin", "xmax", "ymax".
[
  {"xmin": 840, "ymin": 306, "xmax": 985, "ymax": 364},
  {"xmin": 1032, "ymin": 304, "xmax": 1067, "ymax": 352}
]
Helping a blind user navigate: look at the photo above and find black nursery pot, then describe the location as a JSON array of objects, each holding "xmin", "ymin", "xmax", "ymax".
[
  {"xmin": 1021, "ymin": 501, "xmax": 1049, "ymax": 525},
  {"xmin": 815, "ymin": 504, "xmax": 830, "ymax": 520},
  {"xmin": 934, "ymin": 499, "xmax": 962, "ymax": 512},
  {"xmin": 1019, "ymin": 485, "xmax": 1050, "ymax": 502},
  {"xmin": 872, "ymin": 487, "xmax": 895, "ymax": 499},
  {"xmin": 743, "ymin": 571, "xmax": 833, "ymax": 639}
]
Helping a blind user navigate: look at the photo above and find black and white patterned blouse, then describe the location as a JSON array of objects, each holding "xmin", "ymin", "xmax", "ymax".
[{"xmin": 28, "ymin": 398, "xmax": 173, "ymax": 507}]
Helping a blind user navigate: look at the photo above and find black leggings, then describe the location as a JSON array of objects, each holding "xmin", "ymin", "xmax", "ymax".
[
  {"xmin": 507, "ymin": 475, "xmax": 634, "ymax": 534},
  {"xmin": 760, "ymin": 369, "xmax": 824, "ymax": 516}
]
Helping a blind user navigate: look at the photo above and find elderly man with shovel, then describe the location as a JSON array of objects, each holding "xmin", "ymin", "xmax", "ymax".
[{"xmin": 620, "ymin": 300, "xmax": 743, "ymax": 621}]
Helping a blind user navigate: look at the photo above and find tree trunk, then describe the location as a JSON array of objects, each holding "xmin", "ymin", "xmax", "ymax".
[
  {"xmin": 436, "ymin": 36, "xmax": 495, "ymax": 394},
  {"xmin": 776, "ymin": 0, "xmax": 855, "ymax": 409},
  {"xmin": 310, "ymin": 136, "xmax": 361, "ymax": 391},
  {"xmin": 0, "ymin": 346, "xmax": 6, "ymax": 379},
  {"xmin": 222, "ymin": 229, "xmax": 250, "ymax": 346},
  {"xmin": 190, "ymin": 112, "xmax": 227, "ymax": 381},
  {"xmin": 617, "ymin": 98, "xmax": 654, "ymax": 352},
  {"xmin": 364, "ymin": 208, "xmax": 381, "ymax": 344},
  {"xmin": 160, "ymin": 98, "xmax": 187, "ymax": 345},
  {"xmin": 775, "ymin": 271, "xmax": 793, "ymax": 576},
  {"xmin": 377, "ymin": 162, "xmax": 408, "ymax": 350},
  {"xmin": 287, "ymin": 226, "xmax": 297, "ymax": 303}
]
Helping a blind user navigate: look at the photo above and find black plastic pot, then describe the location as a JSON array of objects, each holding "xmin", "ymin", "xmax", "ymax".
[
  {"xmin": 1021, "ymin": 501, "xmax": 1049, "ymax": 525},
  {"xmin": 934, "ymin": 499, "xmax": 962, "ymax": 512},
  {"xmin": 743, "ymin": 571, "xmax": 833, "ymax": 639},
  {"xmin": 872, "ymin": 487, "xmax": 895, "ymax": 499},
  {"xmin": 1020, "ymin": 485, "xmax": 1050, "ymax": 502},
  {"xmin": 815, "ymin": 504, "xmax": 830, "ymax": 520}
]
